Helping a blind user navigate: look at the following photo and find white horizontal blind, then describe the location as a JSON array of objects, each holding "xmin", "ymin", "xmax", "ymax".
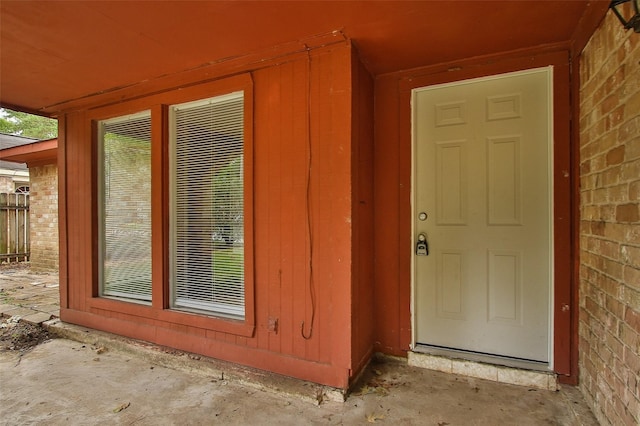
[
  {"xmin": 171, "ymin": 92, "xmax": 245, "ymax": 318},
  {"xmin": 99, "ymin": 112, "xmax": 152, "ymax": 302}
]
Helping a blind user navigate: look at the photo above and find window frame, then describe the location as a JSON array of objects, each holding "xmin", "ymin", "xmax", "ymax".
[
  {"xmin": 97, "ymin": 110, "xmax": 153, "ymax": 305},
  {"xmin": 169, "ymin": 91, "xmax": 247, "ymax": 319},
  {"xmin": 89, "ymin": 74, "xmax": 255, "ymax": 337}
]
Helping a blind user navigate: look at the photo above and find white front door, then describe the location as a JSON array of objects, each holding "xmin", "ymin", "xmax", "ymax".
[{"xmin": 412, "ymin": 68, "xmax": 553, "ymax": 364}]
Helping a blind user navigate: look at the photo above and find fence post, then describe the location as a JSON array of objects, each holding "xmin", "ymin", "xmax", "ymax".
[
  {"xmin": 0, "ymin": 193, "xmax": 7, "ymax": 257},
  {"xmin": 0, "ymin": 192, "xmax": 30, "ymax": 264}
]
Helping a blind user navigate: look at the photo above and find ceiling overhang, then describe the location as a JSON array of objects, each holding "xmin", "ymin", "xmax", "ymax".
[
  {"xmin": 0, "ymin": 138, "xmax": 58, "ymax": 167},
  {"xmin": 0, "ymin": 1, "xmax": 610, "ymax": 116}
]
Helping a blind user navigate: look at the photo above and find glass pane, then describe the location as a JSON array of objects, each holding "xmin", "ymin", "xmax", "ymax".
[
  {"xmin": 171, "ymin": 93, "xmax": 245, "ymax": 318},
  {"xmin": 100, "ymin": 112, "xmax": 152, "ymax": 302}
]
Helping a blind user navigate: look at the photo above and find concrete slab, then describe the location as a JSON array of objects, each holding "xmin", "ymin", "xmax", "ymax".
[
  {"xmin": 0, "ymin": 265, "xmax": 600, "ymax": 424},
  {"xmin": 0, "ymin": 307, "xmax": 34, "ymax": 318},
  {"xmin": 21, "ymin": 312, "xmax": 54, "ymax": 326},
  {"xmin": 410, "ymin": 352, "xmax": 558, "ymax": 391},
  {"xmin": 0, "ymin": 335, "xmax": 599, "ymax": 425},
  {"xmin": 0, "ymin": 304, "xmax": 16, "ymax": 315},
  {"xmin": 0, "ymin": 266, "xmax": 60, "ymax": 321}
]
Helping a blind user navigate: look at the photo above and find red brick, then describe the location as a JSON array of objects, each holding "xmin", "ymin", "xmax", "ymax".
[
  {"xmin": 593, "ymin": 187, "xmax": 608, "ymax": 204},
  {"xmin": 606, "ymin": 65, "xmax": 626, "ymax": 95},
  {"xmin": 620, "ymin": 323, "xmax": 640, "ymax": 351},
  {"xmin": 606, "ymin": 294, "xmax": 625, "ymax": 318},
  {"xmin": 626, "ymin": 225, "xmax": 640, "ymax": 245},
  {"xmin": 620, "ymin": 116, "xmax": 640, "ymax": 142},
  {"xmin": 600, "ymin": 93, "xmax": 620, "ymax": 117},
  {"xmin": 601, "ymin": 205, "xmax": 617, "ymax": 222},
  {"xmin": 610, "ymin": 184, "xmax": 629, "ymax": 203},
  {"xmin": 582, "ymin": 174, "xmax": 598, "ymax": 191},
  {"xmin": 602, "ymin": 168, "xmax": 622, "ymax": 187},
  {"xmin": 602, "ymin": 239, "xmax": 622, "ymax": 259},
  {"xmin": 604, "ymin": 258, "xmax": 625, "ymax": 280},
  {"xmin": 625, "ymin": 307, "xmax": 640, "ymax": 333},
  {"xmin": 624, "ymin": 347, "xmax": 640, "ymax": 375},
  {"xmin": 621, "ymin": 160, "xmax": 640, "ymax": 185},
  {"xmin": 607, "ymin": 145, "xmax": 626, "ymax": 165},
  {"xmin": 605, "ymin": 332, "xmax": 625, "ymax": 361},
  {"xmin": 591, "ymin": 220, "xmax": 606, "ymax": 236},
  {"xmin": 606, "ymin": 105, "xmax": 625, "ymax": 131},
  {"xmin": 630, "ymin": 181, "xmax": 640, "ymax": 202},
  {"xmin": 616, "ymin": 203, "xmax": 640, "ymax": 223},
  {"xmin": 582, "ymin": 190, "xmax": 594, "ymax": 205},
  {"xmin": 29, "ymin": 164, "xmax": 59, "ymax": 272},
  {"xmin": 622, "ymin": 287, "xmax": 640, "ymax": 313},
  {"xmin": 622, "ymin": 245, "xmax": 640, "ymax": 268},
  {"xmin": 602, "ymin": 223, "xmax": 625, "ymax": 241},
  {"xmin": 624, "ymin": 266, "xmax": 640, "ymax": 291},
  {"xmin": 580, "ymin": 13, "xmax": 639, "ymax": 426}
]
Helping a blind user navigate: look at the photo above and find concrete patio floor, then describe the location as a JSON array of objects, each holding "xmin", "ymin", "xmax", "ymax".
[{"xmin": 0, "ymin": 264, "xmax": 599, "ymax": 425}]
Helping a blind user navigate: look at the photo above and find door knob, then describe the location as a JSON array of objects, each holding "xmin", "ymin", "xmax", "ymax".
[{"xmin": 416, "ymin": 233, "xmax": 429, "ymax": 256}]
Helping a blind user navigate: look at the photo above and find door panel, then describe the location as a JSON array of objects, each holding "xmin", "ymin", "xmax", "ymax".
[{"xmin": 413, "ymin": 68, "xmax": 552, "ymax": 363}]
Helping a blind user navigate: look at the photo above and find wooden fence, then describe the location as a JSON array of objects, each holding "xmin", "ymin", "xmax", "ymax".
[{"xmin": 0, "ymin": 193, "xmax": 30, "ymax": 263}]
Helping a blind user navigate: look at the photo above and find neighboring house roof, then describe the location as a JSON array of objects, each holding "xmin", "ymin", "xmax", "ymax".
[
  {"xmin": 0, "ymin": 137, "xmax": 57, "ymax": 168},
  {"xmin": 0, "ymin": 133, "xmax": 37, "ymax": 172}
]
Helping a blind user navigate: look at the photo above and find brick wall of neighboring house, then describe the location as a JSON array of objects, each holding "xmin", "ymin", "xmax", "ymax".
[
  {"xmin": 0, "ymin": 176, "xmax": 14, "ymax": 193},
  {"xmin": 579, "ymin": 9, "xmax": 640, "ymax": 426},
  {"xmin": 29, "ymin": 164, "xmax": 58, "ymax": 272},
  {"xmin": 0, "ymin": 175, "xmax": 29, "ymax": 193}
]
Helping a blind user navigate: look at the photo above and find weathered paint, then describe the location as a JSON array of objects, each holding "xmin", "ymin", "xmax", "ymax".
[
  {"xmin": 46, "ymin": 1, "xmax": 612, "ymax": 387},
  {"xmin": 58, "ymin": 41, "xmax": 373, "ymax": 389},
  {"xmin": 0, "ymin": 1, "xmax": 604, "ymax": 115},
  {"xmin": 351, "ymin": 54, "xmax": 375, "ymax": 376},
  {"xmin": 373, "ymin": 47, "xmax": 578, "ymax": 381},
  {"xmin": 0, "ymin": 138, "xmax": 57, "ymax": 167}
]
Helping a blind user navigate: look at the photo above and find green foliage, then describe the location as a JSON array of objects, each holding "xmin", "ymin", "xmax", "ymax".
[
  {"xmin": 213, "ymin": 247, "xmax": 244, "ymax": 282},
  {"xmin": 213, "ymin": 155, "xmax": 244, "ymax": 247},
  {"xmin": 0, "ymin": 108, "xmax": 57, "ymax": 140}
]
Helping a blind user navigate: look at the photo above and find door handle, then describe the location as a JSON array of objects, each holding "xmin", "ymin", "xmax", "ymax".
[{"xmin": 416, "ymin": 233, "xmax": 429, "ymax": 256}]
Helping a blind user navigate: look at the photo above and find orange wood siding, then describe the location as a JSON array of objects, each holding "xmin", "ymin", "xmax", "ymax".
[
  {"xmin": 373, "ymin": 74, "xmax": 406, "ymax": 355},
  {"xmin": 372, "ymin": 48, "xmax": 577, "ymax": 380},
  {"xmin": 63, "ymin": 110, "xmax": 93, "ymax": 313},
  {"xmin": 351, "ymin": 52, "xmax": 375, "ymax": 376},
  {"xmin": 58, "ymin": 42, "xmax": 368, "ymax": 389}
]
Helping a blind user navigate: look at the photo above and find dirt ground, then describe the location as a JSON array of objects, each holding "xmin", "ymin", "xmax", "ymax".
[
  {"xmin": 0, "ymin": 261, "xmax": 58, "ymax": 354},
  {"xmin": 0, "ymin": 317, "xmax": 55, "ymax": 352}
]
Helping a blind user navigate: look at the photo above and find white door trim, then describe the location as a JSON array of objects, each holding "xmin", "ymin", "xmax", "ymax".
[{"xmin": 409, "ymin": 66, "xmax": 555, "ymax": 369}]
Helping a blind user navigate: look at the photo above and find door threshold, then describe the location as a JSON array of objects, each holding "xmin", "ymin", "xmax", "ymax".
[{"xmin": 409, "ymin": 345, "xmax": 557, "ymax": 391}]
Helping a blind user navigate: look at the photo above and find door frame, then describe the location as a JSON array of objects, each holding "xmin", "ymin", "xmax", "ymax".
[
  {"xmin": 410, "ymin": 67, "xmax": 555, "ymax": 368},
  {"xmin": 397, "ymin": 50, "xmax": 574, "ymax": 380}
]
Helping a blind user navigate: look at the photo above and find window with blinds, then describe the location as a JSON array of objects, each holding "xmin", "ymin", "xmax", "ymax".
[
  {"xmin": 98, "ymin": 111, "xmax": 152, "ymax": 303},
  {"xmin": 170, "ymin": 92, "xmax": 245, "ymax": 319}
]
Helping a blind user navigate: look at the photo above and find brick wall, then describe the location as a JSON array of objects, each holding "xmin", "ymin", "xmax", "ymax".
[
  {"xmin": 579, "ymin": 8, "xmax": 640, "ymax": 426},
  {"xmin": 0, "ymin": 176, "xmax": 14, "ymax": 193},
  {"xmin": 0, "ymin": 175, "xmax": 29, "ymax": 193},
  {"xmin": 29, "ymin": 164, "xmax": 58, "ymax": 272}
]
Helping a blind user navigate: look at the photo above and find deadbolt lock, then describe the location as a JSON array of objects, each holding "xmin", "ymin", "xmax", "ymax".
[{"xmin": 416, "ymin": 233, "xmax": 429, "ymax": 256}]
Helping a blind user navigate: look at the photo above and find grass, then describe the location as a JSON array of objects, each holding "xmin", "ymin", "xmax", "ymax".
[{"xmin": 213, "ymin": 247, "xmax": 244, "ymax": 282}]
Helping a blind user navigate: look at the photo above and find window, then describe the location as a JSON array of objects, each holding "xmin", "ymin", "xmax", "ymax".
[
  {"xmin": 170, "ymin": 92, "xmax": 245, "ymax": 319},
  {"xmin": 98, "ymin": 112, "xmax": 152, "ymax": 303},
  {"xmin": 15, "ymin": 186, "xmax": 29, "ymax": 194}
]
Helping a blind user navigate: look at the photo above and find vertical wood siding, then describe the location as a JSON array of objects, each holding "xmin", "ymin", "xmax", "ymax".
[
  {"xmin": 373, "ymin": 49, "xmax": 576, "ymax": 380},
  {"xmin": 65, "ymin": 111, "xmax": 92, "ymax": 313},
  {"xmin": 59, "ymin": 42, "xmax": 367, "ymax": 389},
  {"xmin": 351, "ymin": 55, "xmax": 375, "ymax": 373}
]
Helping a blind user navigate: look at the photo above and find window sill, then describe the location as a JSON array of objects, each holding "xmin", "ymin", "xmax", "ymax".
[{"xmin": 88, "ymin": 297, "xmax": 255, "ymax": 338}]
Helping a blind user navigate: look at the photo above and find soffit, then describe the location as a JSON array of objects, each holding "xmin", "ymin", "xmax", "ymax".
[{"xmin": 0, "ymin": 1, "xmax": 607, "ymax": 116}]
